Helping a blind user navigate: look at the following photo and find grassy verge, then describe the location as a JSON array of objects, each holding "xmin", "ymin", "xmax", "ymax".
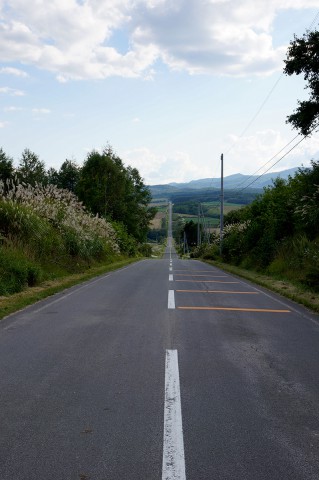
[
  {"xmin": 203, "ymin": 260, "xmax": 319, "ymax": 314},
  {"xmin": 150, "ymin": 242, "xmax": 166, "ymax": 258},
  {"xmin": 0, "ymin": 258, "xmax": 140, "ymax": 321}
]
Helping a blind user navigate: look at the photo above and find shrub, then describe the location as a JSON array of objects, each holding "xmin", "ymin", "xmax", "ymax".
[
  {"xmin": 138, "ymin": 243, "xmax": 152, "ymax": 257},
  {"xmin": 0, "ymin": 247, "xmax": 42, "ymax": 294},
  {"xmin": 0, "ymin": 180, "xmax": 120, "ymax": 259}
]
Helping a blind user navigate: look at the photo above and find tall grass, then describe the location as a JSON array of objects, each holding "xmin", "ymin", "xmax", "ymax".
[
  {"xmin": 0, "ymin": 180, "xmax": 121, "ymax": 294},
  {"xmin": 267, "ymin": 235, "xmax": 319, "ymax": 291}
]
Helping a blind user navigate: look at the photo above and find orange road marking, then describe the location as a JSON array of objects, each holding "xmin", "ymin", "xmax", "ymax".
[
  {"xmin": 175, "ymin": 280, "xmax": 239, "ymax": 284},
  {"xmin": 174, "ymin": 274, "xmax": 227, "ymax": 278},
  {"xmin": 173, "ymin": 270, "xmax": 219, "ymax": 273},
  {"xmin": 176, "ymin": 290, "xmax": 258, "ymax": 294},
  {"xmin": 177, "ymin": 306, "xmax": 291, "ymax": 313}
]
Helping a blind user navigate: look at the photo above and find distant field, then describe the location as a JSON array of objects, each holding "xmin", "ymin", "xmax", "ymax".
[
  {"xmin": 150, "ymin": 211, "xmax": 166, "ymax": 230},
  {"xmin": 171, "ymin": 201, "xmax": 242, "ymax": 232},
  {"xmin": 150, "ymin": 199, "xmax": 168, "ymax": 207},
  {"xmin": 174, "ymin": 214, "xmax": 220, "ymax": 227},
  {"xmin": 174, "ymin": 201, "xmax": 242, "ymax": 218}
]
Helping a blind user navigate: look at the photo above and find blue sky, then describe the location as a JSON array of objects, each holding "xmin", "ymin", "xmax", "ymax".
[{"xmin": 0, "ymin": 0, "xmax": 318, "ymax": 184}]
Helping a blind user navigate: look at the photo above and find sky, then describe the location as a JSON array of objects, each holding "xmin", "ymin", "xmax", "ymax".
[{"xmin": 0, "ymin": 0, "xmax": 319, "ymax": 185}]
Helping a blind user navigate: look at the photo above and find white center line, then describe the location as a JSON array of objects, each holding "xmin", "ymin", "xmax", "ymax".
[
  {"xmin": 169, "ymin": 274, "xmax": 174, "ymax": 281},
  {"xmin": 168, "ymin": 290, "xmax": 175, "ymax": 309},
  {"xmin": 162, "ymin": 349, "xmax": 186, "ymax": 480}
]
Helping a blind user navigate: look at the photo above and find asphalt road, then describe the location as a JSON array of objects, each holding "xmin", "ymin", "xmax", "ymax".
[{"xmin": 1, "ymin": 238, "xmax": 319, "ymax": 478}]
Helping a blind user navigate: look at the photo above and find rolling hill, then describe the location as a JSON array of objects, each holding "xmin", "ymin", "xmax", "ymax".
[{"xmin": 150, "ymin": 167, "xmax": 300, "ymax": 198}]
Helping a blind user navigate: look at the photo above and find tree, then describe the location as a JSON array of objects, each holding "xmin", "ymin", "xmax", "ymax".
[
  {"xmin": 17, "ymin": 148, "xmax": 47, "ymax": 186},
  {"xmin": 0, "ymin": 148, "xmax": 14, "ymax": 186},
  {"xmin": 182, "ymin": 220, "xmax": 198, "ymax": 247},
  {"xmin": 47, "ymin": 167, "xmax": 59, "ymax": 186},
  {"xmin": 124, "ymin": 166, "xmax": 154, "ymax": 241},
  {"xmin": 77, "ymin": 148, "xmax": 127, "ymax": 219},
  {"xmin": 56, "ymin": 159, "xmax": 80, "ymax": 192},
  {"xmin": 77, "ymin": 146, "xmax": 154, "ymax": 242},
  {"xmin": 284, "ymin": 30, "xmax": 319, "ymax": 136}
]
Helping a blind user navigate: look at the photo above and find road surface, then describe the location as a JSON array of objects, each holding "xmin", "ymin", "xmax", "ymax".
[{"xmin": 1, "ymin": 209, "xmax": 319, "ymax": 479}]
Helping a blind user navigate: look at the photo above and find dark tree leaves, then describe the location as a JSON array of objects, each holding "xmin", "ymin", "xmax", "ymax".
[
  {"xmin": 17, "ymin": 148, "xmax": 47, "ymax": 186},
  {"xmin": 0, "ymin": 148, "xmax": 14, "ymax": 186},
  {"xmin": 284, "ymin": 30, "xmax": 319, "ymax": 136}
]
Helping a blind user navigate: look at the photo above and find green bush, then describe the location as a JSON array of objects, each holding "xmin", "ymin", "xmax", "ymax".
[
  {"xmin": 112, "ymin": 221, "xmax": 137, "ymax": 256},
  {"xmin": 138, "ymin": 243, "xmax": 152, "ymax": 257},
  {"xmin": 190, "ymin": 243, "xmax": 220, "ymax": 260},
  {"xmin": 305, "ymin": 268, "xmax": 319, "ymax": 291},
  {"xmin": 0, "ymin": 247, "xmax": 43, "ymax": 294}
]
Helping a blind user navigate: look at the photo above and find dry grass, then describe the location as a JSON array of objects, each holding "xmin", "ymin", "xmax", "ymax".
[{"xmin": 150, "ymin": 211, "xmax": 166, "ymax": 229}]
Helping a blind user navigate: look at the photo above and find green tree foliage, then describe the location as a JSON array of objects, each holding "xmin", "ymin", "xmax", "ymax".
[
  {"xmin": 77, "ymin": 146, "xmax": 154, "ymax": 242},
  {"xmin": 0, "ymin": 148, "xmax": 14, "ymax": 186},
  {"xmin": 17, "ymin": 148, "xmax": 47, "ymax": 186},
  {"xmin": 284, "ymin": 30, "xmax": 319, "ymax": 136},
  {"xmin": 182, "ymin": 220, "xmax": 200, "ymax": 247},
  {"xmin": 220, "ymin": 163, "xmax": 319, "ymax": 288},
  {"xmin": 47, "ymin": 160, "xmax": 80, "ymax": 192},
  {"xmin": 55, "ymin": 159, "xmax": 80, "ymax": 192},
  {"xmin": 291, "ymin": 160, "xmax": 319, "ymax": 238},
  {"xmin": 47, "ymin": 167, "xmax": 59, "ymax": 186}
]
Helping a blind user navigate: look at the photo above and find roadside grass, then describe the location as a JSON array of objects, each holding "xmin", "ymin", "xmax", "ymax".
[
  {"xmin": 204, "ymin": 260, "xmax": 319, "ymax": 314},
  {"xmin": 150, "ymin": 242, "xmax": 166, "ymax": 258},
  {"xmin": 0, "ymin": 257, "xmax": 140, "ymax": 320}
]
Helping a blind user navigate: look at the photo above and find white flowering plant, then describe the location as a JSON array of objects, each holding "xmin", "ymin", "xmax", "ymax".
[{"xmin": 0, "ymin": 180, "xmax": 120, "ymax": 259}]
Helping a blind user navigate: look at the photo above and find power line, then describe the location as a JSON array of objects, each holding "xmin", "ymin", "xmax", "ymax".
[
  {"xmin": 239, "ymin": 122, "xmax": 319, "ymax": 192},
  {"xmin": 225, "ymin": 8, "xmax": 319, "ymax": 157},
  {"xmin": 226, "ymin": 75, "xmax": 283, "ymax": 155},
  {"xmin": 309, "ymin": 10, "xmax": 319, "ymax": 30},
  {"xmin": 227, "ymin": 10, "xmax": 319, "ymax": 192},
  {"xmin": 235, "ymin": 133, "xmax": 300, "ymax": 190},
  {"xmin": 209, "ymin": 9, "xmax": 319, "ymax": 199}
]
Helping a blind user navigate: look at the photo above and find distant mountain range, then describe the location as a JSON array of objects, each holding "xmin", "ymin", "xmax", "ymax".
[{"xmin": 149, "ymin": 167, "xmax": 301, "ymax": 197}]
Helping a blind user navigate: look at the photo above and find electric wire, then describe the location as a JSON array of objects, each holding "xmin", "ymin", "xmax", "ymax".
[
  {"xmin": 224, "ymin": 8, "xmax": 319, "ymax": 173},
  {"xmin": 309, "ymin": 10, "xmax": 319, "ymax": 30},
  {"xmin": 235, "ymin": 132, "xmax": 300, "ymax": 190},
  {"xmin": 225, "ymin": 74, "xmax": 283, "ymax": 156},
  {"xmin": 239, "ymin": 121, "xmax": 319, "ymax": 192},
  {"xmin": 226, "ymin": 9, "xmax": 319, "ymax": 192},
  {"xmin": 205, "ymin": 9, "xmax": 319, "ymax": 215}
]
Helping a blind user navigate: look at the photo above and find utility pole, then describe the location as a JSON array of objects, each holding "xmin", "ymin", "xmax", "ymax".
[
  {"xmin": 197, "ymin": 203, "xmax": 201, "ymax": 247},
  {"xmin": 220, "ymin": 153, "xmax": 224, "ymax": 255}
]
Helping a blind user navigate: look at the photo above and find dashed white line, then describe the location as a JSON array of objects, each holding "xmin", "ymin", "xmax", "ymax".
[
  {"xmin": 168, "ymin": 290, "xmax": 175, "ymax": 309},
  {"xmin": 169, "ymin": 274, "xmax": 174, "ymax": 281},
  {"xmin": 162, "ymin": 349, "xmax": 186, "ymax": 480}
]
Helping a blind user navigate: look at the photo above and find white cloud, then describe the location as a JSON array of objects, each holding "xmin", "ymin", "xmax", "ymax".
[
  {"xmin": 122, "ymin": 146, "xmax": 212, "ymax": 184},
  {"xmin": 0, "ymin": 86, "xmax": 25, "ymax": 96},
  {"xmin": 3, "ymin": 105, "xmax": 23, "ymax": 111},
  {"xmin": 223, "ymin": 128, "xmax": 319, "ymax": 176},
  {"xmin": 0, "ymin": 0, "xmax": 317, "ymax": 81},
  {"xmin": 0, "ymin": 66, "xmax": 28, "ymax": 77},
  {"xmin": 32, "ymin": 108, "xmax": 51, "ymax": 114},
  {"xmin": 122, "ymin": 130, "xmax": 319, "ymax": 184},
  {"xmin": 0, "ymin": 121, "xmax": 9, "ymax": 128}
]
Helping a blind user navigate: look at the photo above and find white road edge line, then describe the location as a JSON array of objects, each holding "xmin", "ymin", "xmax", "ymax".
[
  {"xmin": 162, "ymin": 350, "xmax": 186, "ymax": 480},
  {"xmin": 168, "ymin": 290, "xmax": 175, "ymax": 309}
]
